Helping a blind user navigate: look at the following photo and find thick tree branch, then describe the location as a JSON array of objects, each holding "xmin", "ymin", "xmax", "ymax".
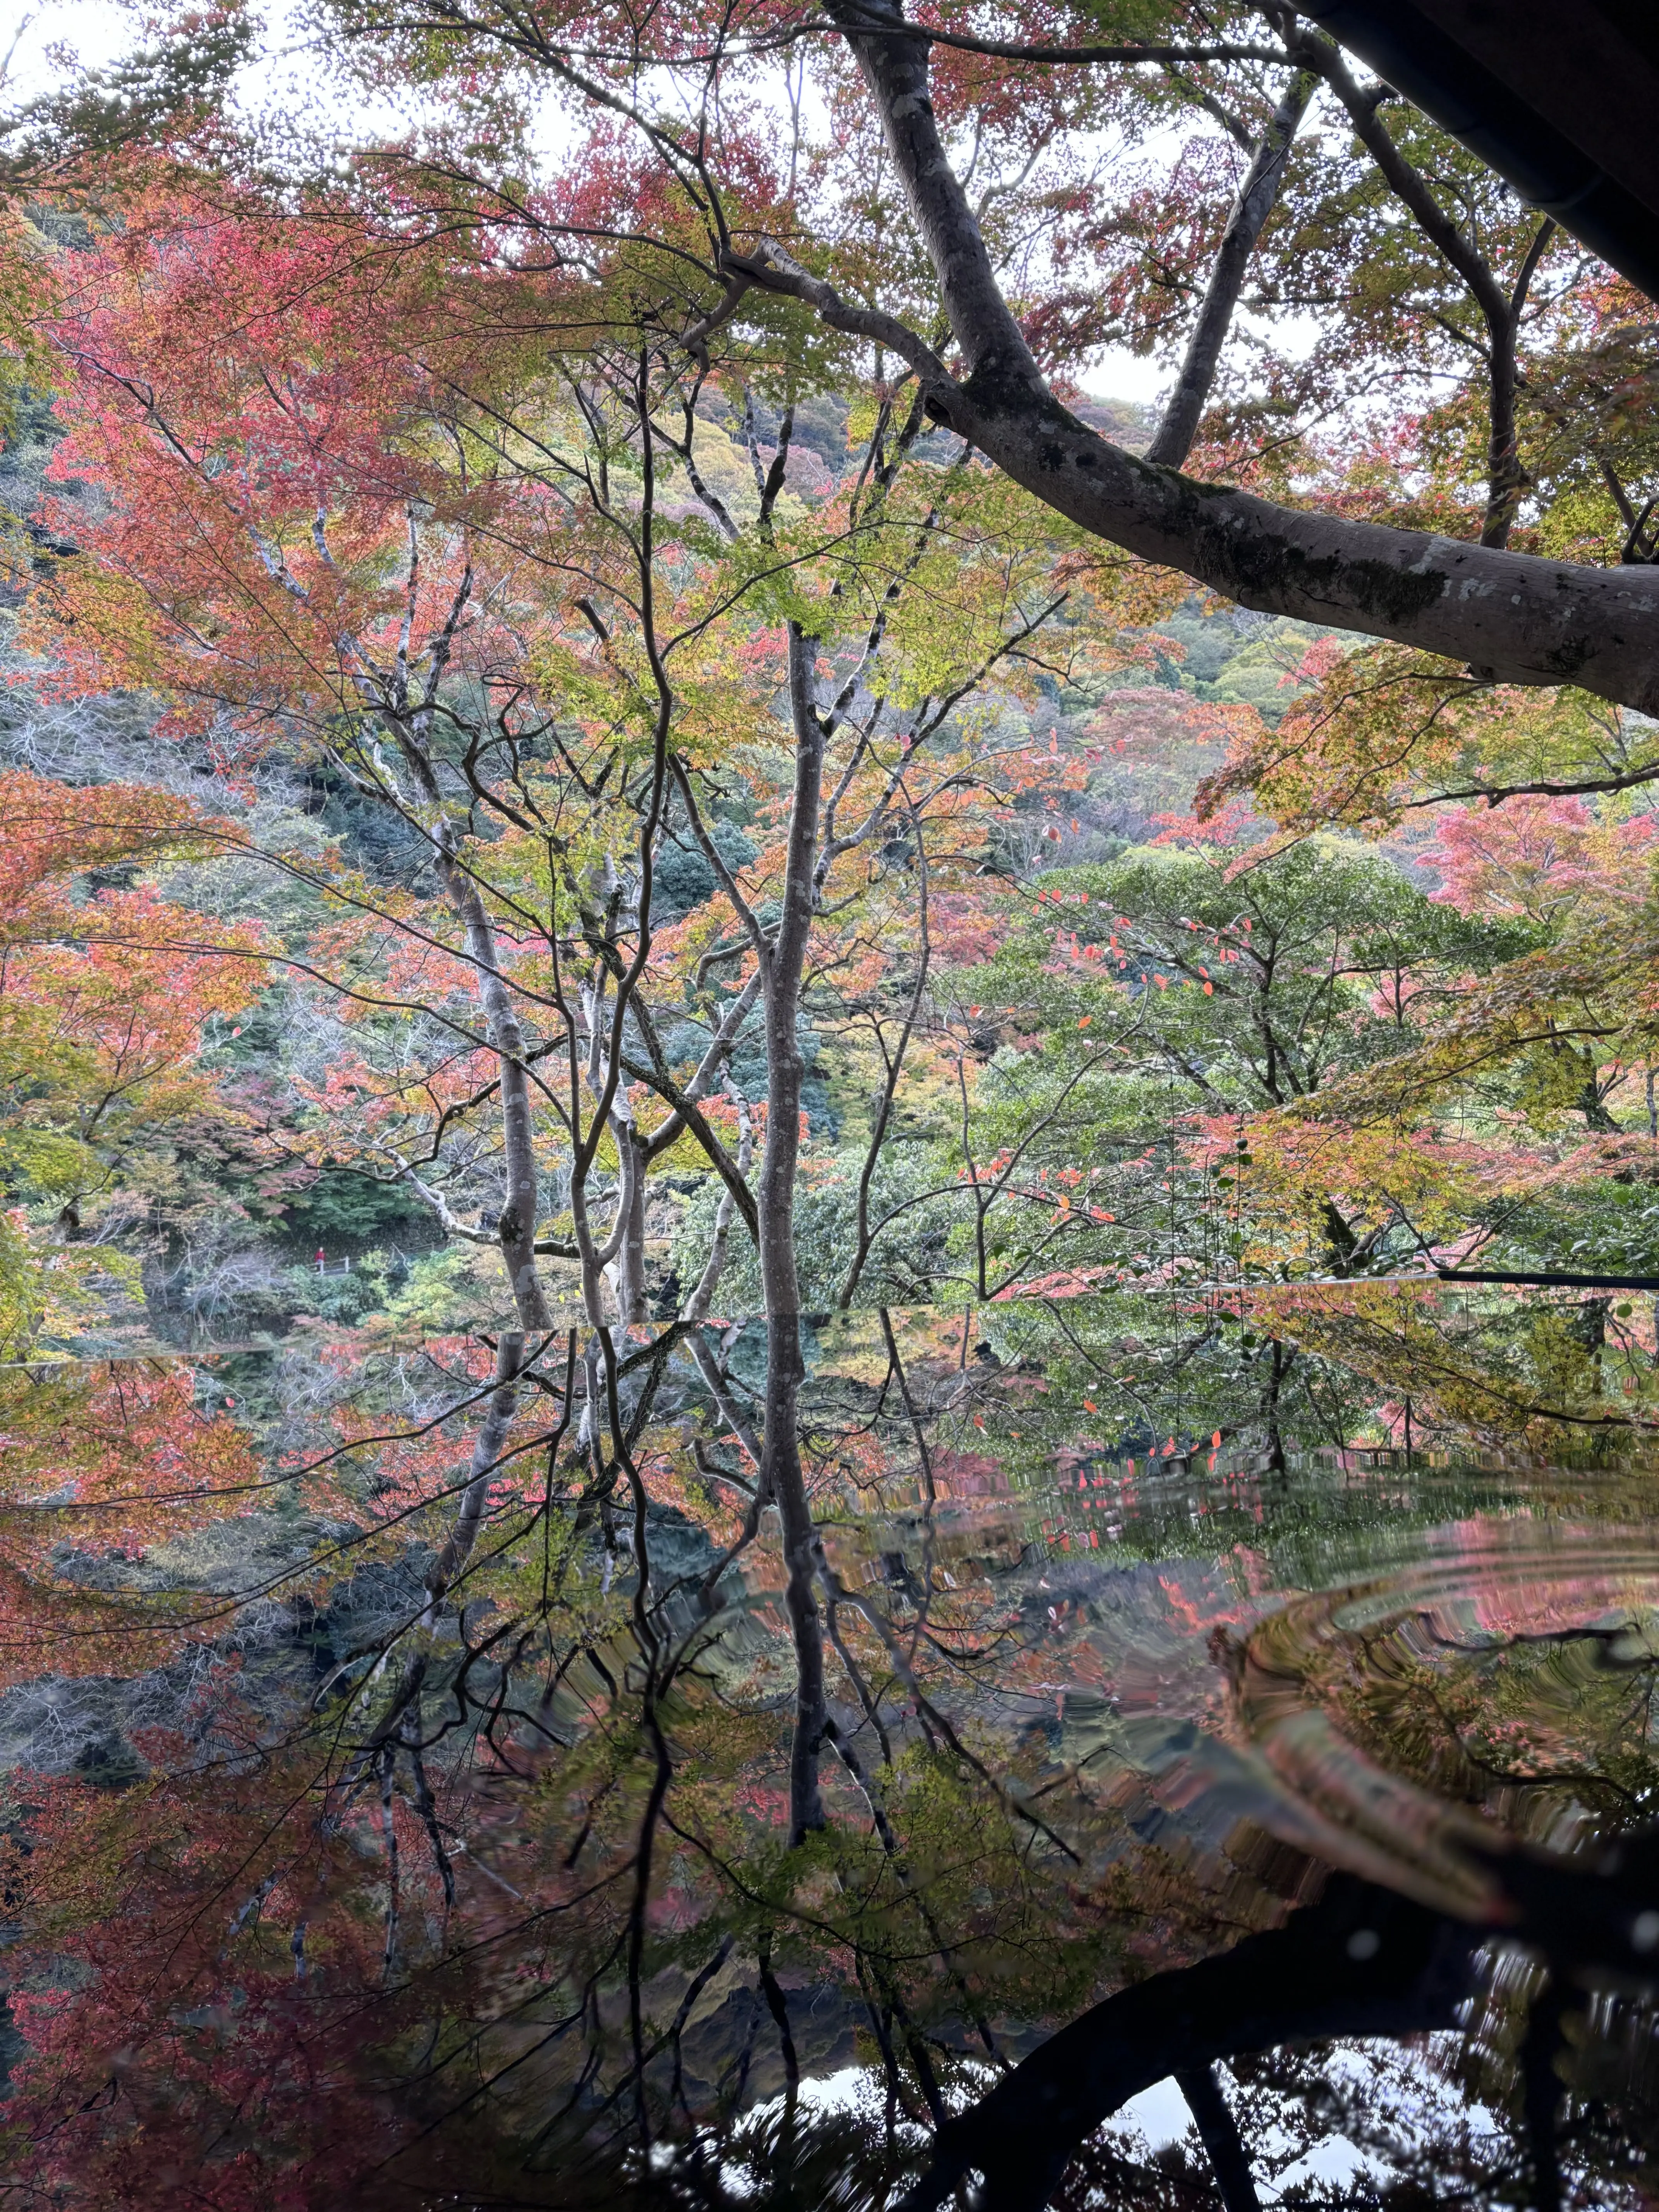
[
  {"xmin": 723, "ymin": 4, "xmax": 1659, "ymax": 712},
  {"xmin": 1146, "ymin": 68, "xmax": 1317, "ymax": 469}
]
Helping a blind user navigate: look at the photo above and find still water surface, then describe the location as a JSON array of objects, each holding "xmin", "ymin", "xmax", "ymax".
[{"xmin": 2, "ymin": 1302, "xmax": 1657, "ymax": 2207}]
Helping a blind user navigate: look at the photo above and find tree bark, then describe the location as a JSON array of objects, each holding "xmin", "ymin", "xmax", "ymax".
[
  {"xmin": 1482, "ymin": 309, "xmax": 1524, "ymax": 549},
  {"xmin": 1146, "ymin": 70, "xmax": 1317, "ymax": 471},
  {"xmin": 730, "ymin": 2, "xmax": 1659, "ymax": 713},
  {"xmin": 608, "ymin": 1115, "xmax": 649, "ymax": 1324},
  {"xmin": 762, "ymin": 622, "xmax": 831, "ymax": 1846}
]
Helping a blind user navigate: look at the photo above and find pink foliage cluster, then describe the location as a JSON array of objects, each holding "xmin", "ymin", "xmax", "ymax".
[{"xmin": 1422, "ymin": 795, "xmax": 1656, "ymax": 921}]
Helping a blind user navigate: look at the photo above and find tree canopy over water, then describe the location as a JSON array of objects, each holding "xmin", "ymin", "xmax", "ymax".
[{"xmin": 2, "ymin": 6, "xmax": 1659, "ymax": 2204}]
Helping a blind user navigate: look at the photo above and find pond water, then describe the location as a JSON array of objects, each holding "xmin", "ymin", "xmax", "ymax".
[{"xmin": 3, "ymin": 1298, "xmax": 1658, "ymax": 2207}]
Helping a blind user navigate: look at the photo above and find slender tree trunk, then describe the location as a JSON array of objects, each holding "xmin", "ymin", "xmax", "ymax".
[
  {"xmin": 570, "ymin": 974, "xmax": 649, "ymax": 1328},
  {"xmin": 422, "ymin": 1329, "xmax": 527, "ymax": 1619},
  {"xmin": 763, "ymin": 623, "xmax": 831, "ymax": 1846},
  {"xmin": 422, "ymin": 850, "xmax": 549, "ymax": 1678},
  {"xmin": 357, "ymin": 1326, "xmax": 528, "ymax": 1760},
  {"xmin": 836, "ymin": 833, "xmax": 931, "ymax": 1309},
  {"xmin": 1146, "ymin": 70, "xmax": 1317, "ymax": 470},
  {"xmin": 1295, "ymin": 30, "xmax": 1543, "ymax": 556},
  {"xmin": 1483, "ymin": 221, "xmax": 1554, "ymax": 549},
  {"xmin": 608, "ymin": 1117, "xmax": 649, "ymax": 1323},
  {"xmin": 1261, "ymin": 1336, "xmax": 1291, "ymax": 1475},
  {"xmin": 1483, "ymin": 310, "xmax": 1524, "ymax": 548},
  {"xmin": 390, "ymin": 612, "xmax": 553, "ymax": 1331},
  {"xmin": 434, "ymin": 836, "xmax": 553, "ymax": 1333}
]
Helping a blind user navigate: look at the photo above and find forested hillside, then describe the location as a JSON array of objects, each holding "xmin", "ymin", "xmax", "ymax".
[
  {"xmin": 0, "ymin": 371, "xmax": 1334, "ymax": 1345},
  {"xmin": 0, "ymin": 269, "xmax": 1655, "ymax": 1452}
]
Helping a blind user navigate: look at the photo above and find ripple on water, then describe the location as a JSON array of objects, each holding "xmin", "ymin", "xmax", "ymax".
[{"xmin": 880, "ymin": 1467, "xmax": 1659, "ymax": 1915}]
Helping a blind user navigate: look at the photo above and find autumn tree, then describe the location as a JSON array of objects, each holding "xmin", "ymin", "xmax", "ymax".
[
  {"xmin": 15, "ymin": 165, "xmax": 1154, "ymax": 1839},
  {"xmin": 58, "ymin": 0, "xmax": 1646, "ymax": 708}
]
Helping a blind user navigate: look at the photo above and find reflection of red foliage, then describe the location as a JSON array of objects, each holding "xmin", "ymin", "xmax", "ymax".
[
  {"xmin": 931, "ymin": 1448, "xmax": 1010, "ymax": 1498},
  {"xmin": 3, "ymin": 1749, "xmax": 412, "ymax": 2209}
]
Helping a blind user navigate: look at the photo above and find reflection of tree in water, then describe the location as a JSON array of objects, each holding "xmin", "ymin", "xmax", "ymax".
[
  {"xmin": 1293, "ymin": 1611, "xmax": 1659, "ymax": 1831},
  {"xmin": 2, "ymin": 1318, "xmax": 1659, "ymax": 2207}
]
